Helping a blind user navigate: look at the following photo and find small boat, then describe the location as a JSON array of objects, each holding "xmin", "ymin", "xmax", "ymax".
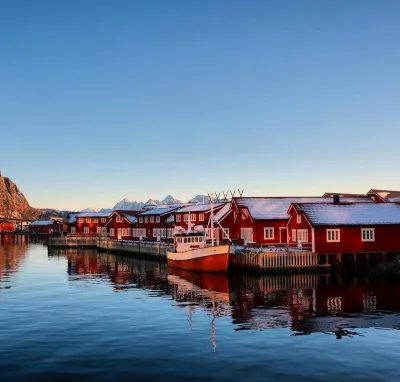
[{"xmin": 167, "ymin": 198, "xmax": 235, "ymax": 273}]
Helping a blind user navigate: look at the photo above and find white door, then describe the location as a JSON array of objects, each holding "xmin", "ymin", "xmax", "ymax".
[
  {"xmin": 117, "ymin": 228, "xmax": 122, "ymax": 240},
  {"xmin": 240, "ymin": 228, "xmax": 253, "ymax": 244}
]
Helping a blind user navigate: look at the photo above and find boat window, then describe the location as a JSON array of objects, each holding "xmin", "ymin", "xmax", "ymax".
[
  {"xmin": 184, "ymin": 238, "xmax": 188, "ymax": 243},
  {"xmin": 177, "ymin": 238, "xmax": 182, "ymax": 243}
]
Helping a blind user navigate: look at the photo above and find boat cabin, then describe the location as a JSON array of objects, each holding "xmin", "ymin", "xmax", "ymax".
[{"xmin": 174, "ymin": 232, "xmax": 207, "ymax": 252}]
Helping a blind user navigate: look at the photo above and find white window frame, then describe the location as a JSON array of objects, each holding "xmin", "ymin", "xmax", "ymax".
[
  {"xmin": 84, "ymin": 227, "xmax": 89, "ymax": 234},
  {"xmin": 361, "ymin": 228, "xmax": 375, "ymax": 242},
  {"xmin": 93, "ymin": 218, "xmax": 98, "ymax": 223},
  {"xmin": 222, "ymin": 228, "xmax": 230, "ymax": 239},
  {"xmin": 292, "ymin": 229, "xmax": 297, "ymax": 242},
  {"xmin": 184, "ymin": 214, "xmax": 189, "ymax": 222},
  {"xmin": 297, "ymin": 229, "xmax": 308, "ymax": 242},
  {"xmin": 191, "ymin": 214, "xmax": 196, "ymax": 222},
  {"xmin": 240, "ymin": 227, "xmax": 253, "ymax": 241},
  {"xmin": 156, "ymin": 216, "xmax": 160, "ymax": 223},
  {"xmin": 78, "ymin": 218, "xmax": 83, "ymax": 224},
  {"xmin": 297, "ymin": 214, "xmax": 301, "ymax": 224},
  {"xmin": 101, "ymin": 227, "xmax": 107, "ymax": 235},
  {"xmin": 326, "ymin": 229, "xmax": 340, "ymax": 242},
  {"xmin": 167, "ymin": 228, "xmax": 173, "ymax": 238},
  {"xmin": 101, "ymin": 218, "xmax": 106, "ymax": 223},
  {"xmin": 85, "ymin": 218, "xmax": 91, "ymax": 223},
  {"xmin": 199, "ymin": 213, "xmax": 205, "ymax": 222},
  {"xmin": 70, "ymin": 227, "xmax": 76, "ymax": 234},
  {"xmin": 110, "ymin": 228, "xmax": 114, "ymax": 236},
  {"xmin": 150, "ymin": 216, "xmax": 154, "ymax": 223},
  {"xmin": 97, "ymin": 227, "xmax": 102, "ymax": 234},
  {"xmin": 145, "ymin": 217, "xmax": 149, "ymax": 223},
  {"xmin": 116, "ymin": 216, "xmax": 122, "ymax": 223},
  {"xmin": 264, "ymin": 227, "xmax": 274, "ymax": 240},
  {"xmin": 176, "ymin": 214, "xmax": 181, "ymax": 222},
  {"xmin": 139, "ymin": 217, "xmax": 143, "ymax": 223}
]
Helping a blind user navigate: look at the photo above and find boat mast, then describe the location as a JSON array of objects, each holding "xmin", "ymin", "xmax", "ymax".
[{"xmin": 210, "ymin": 193, "xmax": 214, "ymax": 246}]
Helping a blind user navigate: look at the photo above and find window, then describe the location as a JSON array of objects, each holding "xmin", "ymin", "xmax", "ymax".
[
  {"xmin": 327, "ymin": 229, "xmax": 340, "ymax": 242},
  {"xmin": 176, "ymin": 214, "xmax": 181, "ymax": 222},
  {"xmin": 361, "ymin": 228, "xmax": 375, "ymax": 242},
  {"xmin": 70, "ymin": 227, "xmax": 76, "ymax": 234},
  {"xmin": 292, "ymin": 229, "xmax": 297, "ymax": 242},
  {"xmin": 101, "ymin": 227, "xmax": 107, "ymax": 235},
  {"xmin": 150, "ymin": 216, "xmax": 154, "ymax": 223},
  {"xmin": 199, "ymin": 213, "xmax": 204, "ymax": 222},
  {"xmin": 122, "ymin": 228, "xmax": 131, "ymax": 236},
  {"xmin": 145, "ymin": 217, "xmax": 149, "ymax": 223},
  {"xmin": 222, "ymin": 228, "xmax": 230, "ymax": 239},
  {"xmin": 264, "ymin": 227, "xmax": 274, "ymax": 240},
  {"xmin": 78, "ymin": 218, "xmax": 83, "ymax": 224},
  {"xmin": 110, "ymin": 228, "xmax": 114, "ymax": 236},
  {"xmin": 84, "ymin": 227, "xmax": 89, "ymax": 234},
  {"xmin": 153, "ymin": 229, "xmax": 157, "ymax": 237},
  {"xmin": 93, "ymin": 218, "xmax": 98, "ymax": 223},
  {"xmin": 184, "ymin": 214, "xmax": 189, "ymax": 222},
  {"xmin": 101, "ymin": 218, "xmax": 106, "ymax": 223},
  {"xmin": 297, "ymin": 214, "xmax": 301, "ymax": 224},
  {"xmin": 97, "ymin": 227, "xmax": 102, "ymax": 234},
  {"xmin": 85, "ymin": 218, "xmax": 91, "ymax": 223},
  {"xmin": 191, "ymin": 214, "xmax": 196, "ymax": 222},
  {"xmin": 156, "ymin": 216, "xmax": 160, "ymax": 223},
  {"xmin": 139, "ymin": 217, "xmax": 143, "ymax": 223},
  {"xmin": 116, "ymin": 216, "xmax": 122, "ymax": 223},
  {"xmin": 167, "ymin": 228, "xmax": 173, "ymax": 238},
  {"xmin": 297, "ymin": 229, "xmax": 308, "ymax": 242},
  {"xmin": 240, "ymin": 228, "xmax": 253, "ymax": 241}
]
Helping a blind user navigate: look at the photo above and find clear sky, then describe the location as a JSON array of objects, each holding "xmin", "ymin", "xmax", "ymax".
[{"xmin": 1, "ymin": 0, "xmax": 400, "ymax": 210}]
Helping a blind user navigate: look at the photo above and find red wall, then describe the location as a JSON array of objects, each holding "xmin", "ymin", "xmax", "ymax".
[
  {"xmin": 106, "ymin": 215, "xmax": 133, "ymax": 240},
  {"xmin": 314, "ymin": 225, "xmax": 400, "ymax": 253},
  {"xmin": 137, "ymin": 214, "xmax": 173, "ymax": 239},
  {"xmin": 287, "ymin": 208, "xmax": 313, "ymax": 248},
  {"xmin": 0, "ymin": 222, "xmax": 15, "ymax": 232}
]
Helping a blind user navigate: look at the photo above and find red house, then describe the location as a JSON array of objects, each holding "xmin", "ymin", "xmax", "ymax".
[
  {"xmin": 0, "ymin": 219, "xmax": 15, "ymax": 232},
  {"xmin": 366, "ymin": 189, "xmax": 400, "ymax": 203},
  {"xmin": 137, "ymin": 207, "xmax": 181, "ymax": 241},
  {"xmin": 74, "ymin": 212, "xmax": 110, "ymax": 235},
  {"xmin": 29, "ymin": 220, "xmax": 63, "ymax": 234},
  {"xmin": 105, "ymin": 210, "xmax": 142, "ymax": 240},
  {"xmin": 215, "ymin": 196, "xmax": 374, "ymax": 247},
  {"xmin": 287, "ymin": 202, "xmax": 400, "ymax": 254}
]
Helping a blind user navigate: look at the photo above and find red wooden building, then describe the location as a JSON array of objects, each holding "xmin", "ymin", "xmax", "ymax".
[
  {"xmin": 105, "ymin": 210, "xmax": 142, "ymax": 240},
  {"xmin": 287, "ymin": 202, "xmax": 400, "ymax": 254},
  {"xmin": 74, "ymin": 212, "xmax": 110, "ymax": 235},
  {"xmin": 29, "ymin": 220, "xmax": 63, "ymax": 234},
  {"xmin": 137, "ymin": 206, "xmax": 181, "ymax": 241},
  {"xmin": 215, "ymin": 196, "xmax": 374, "ymax": 247},
  {"xmin": 0, "ymin": 219, "xmax": 16, "ymax": 232}
]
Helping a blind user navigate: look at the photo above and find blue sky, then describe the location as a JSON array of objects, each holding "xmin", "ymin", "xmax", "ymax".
[{"xmin": 1, "ymin": 0, "xmax": 399, "ymax": 210}]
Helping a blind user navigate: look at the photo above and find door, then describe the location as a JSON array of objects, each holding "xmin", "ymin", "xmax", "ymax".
[
  {"xmin": 280, "ymin": 228, "xmax": 288, "ymax": 244},
  {"xmin": 240, "ymin": 228, "xmax": 253, "ymax": 244},
  {"xmin": 117, "ymin": 228, "xmax": 122, "ymax": 240}
]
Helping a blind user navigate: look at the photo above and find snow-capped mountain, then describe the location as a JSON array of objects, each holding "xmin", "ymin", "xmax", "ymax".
[
  {"xmin": 160, "ymin": 195, "xmax": 182, "ymax": 204},
  {"xmin": 144, "ymin": 198, "xmax": 159, "ymax": 206},
  {"xmin": 112, "ymin": 198, "xmax": 145, "ymax": 210},
  {"xmin": 79, "ymin": 208, "xmax": 99, "ymax": 213},
  {"xmin": 189, "ymin": 195, "xmax": 209, "ymax": 204}
]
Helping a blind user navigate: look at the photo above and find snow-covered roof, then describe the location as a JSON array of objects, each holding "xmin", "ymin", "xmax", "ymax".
[
  {"xmin": 368, "ymin": 189, "xmax": 400, "ymax": 202},
  {"xmin": 214, "ymin": 203, "xmax": 232, "ymax": 223},
  {"xmin": 138, "ymin": 207, "xmax": 179, "ymax": 216},
  {"xmin": 176, "ymin": 203, "xmax": 224, "ymax": 213},
  {"xmin": 165, "ymin": 215, "xmax": 175, "ymax": 224},
  {"xmin": 68, "ymin": 214, "xmax": 79, "ymax": 224},
  {"xmin": 31, "ymin": 220, "xmax": 54, "ymax": 226},
  {"xmin": 294, "ymin": 203, "xmax": 400, "ymax": 226},
  {"xmin": 75, "ymin": 212, "xmax": 111, "ymax": 218},
  {"xmin": 124, "ymin": 215, "xmax": 138, "ymax": 224},
  {"xmin": 236, "ymin": 197, "xmax": 373, "ymax": 220}
]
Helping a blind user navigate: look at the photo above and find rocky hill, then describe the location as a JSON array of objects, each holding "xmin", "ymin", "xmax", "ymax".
[{"xmin": 0, "ymin": 172, "xmax": 41, "ymax": 220}]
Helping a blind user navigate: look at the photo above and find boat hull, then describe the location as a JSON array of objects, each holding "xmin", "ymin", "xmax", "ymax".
[{"xmin": 167, "ymin": 245, "xmax": 234, "ymax": 273}]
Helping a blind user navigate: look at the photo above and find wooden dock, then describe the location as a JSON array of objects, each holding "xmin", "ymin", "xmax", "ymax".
[{"xmin": 48, "ymin": 236, "xmax": 327, "ymax": 271}]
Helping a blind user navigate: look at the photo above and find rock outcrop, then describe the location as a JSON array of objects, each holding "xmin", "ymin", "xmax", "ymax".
[{"xmin": 0, "ymin": 171, "xmax": 40, "ymax": 220}]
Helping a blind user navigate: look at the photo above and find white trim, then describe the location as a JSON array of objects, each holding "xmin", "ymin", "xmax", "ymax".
[
  {"xmin": 312, "ymin": 227, "xmax": 315, "ymax": 252},
  {"xmin": 199, "ymin": 213, "xmax": 205, "ymax": 222},
  {"xmin": 176, "ymin": 214, "xmax": 181, "ymax": 222},
  {"xmin": 292, "ymin": 229, "xmax": 297, "ymax": 243},
  {"xmin": 296, "ymin": 214, "xmax": 301, "ymax": 224},
  {"xmin": 84, "ymin": 227, "xmax": 89, "ymax": 234},
  {"xmin": 110, "ymin": 228, "xmax": 115, "ymax": 236},
  {"xmin": 297, "ymin": 229, "xmax": 308, "ymax": 243},
  {"xmin": 139, "ymin": 217, "xmax": 143, "ymax": 223},
  {"xmin": 361, "ymin": 228, "xmax": 375, "ymax": 242},
  {"xmin": 156, "ymin": 216, "xmax": 160, "ymax": 223},
  {"xmin": 150, "ymin": 216, "xmax": 154, "ymax": 223}
]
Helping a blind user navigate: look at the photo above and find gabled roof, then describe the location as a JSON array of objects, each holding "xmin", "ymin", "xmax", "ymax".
[
  {"xmin": 367, "ymin": 189, "xmax": 400, "ymax": 202},
  {"xmin": 175, "ymin": 203, "xmax": 224, "ymax": 213},
  {"xmin": 165, "ymin": 215, "xmax": 174, "ymax": 224},
  {"xmin": 214, "ymin": 202, "xmax": 232, "ymax": 223},
  {"xmin": 105, "ymin": 210, "xmax": 140, "ymax": 225},
  {"xmin": 293, "ymin": 202, "xmax": 400, "ymax": 226},
  {"xmin": 75, "ymin": 212, "xmax": 111, "ymax": 218},
  {"xmin": 138, "ymin": 206, "xmax": 180, "ymax": 216},
  {"xmin": 236, "ymin": 197, "xmax": 373, "ymax": 220}
]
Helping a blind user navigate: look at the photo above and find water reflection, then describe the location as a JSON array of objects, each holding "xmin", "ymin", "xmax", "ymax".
[
  {"xmin": 0, "ymin": 243, "xmax": 28, "ymax": 291},
  {"xmin": 51, "ymin": 249, "xmax": 400, "ymax": 337}
]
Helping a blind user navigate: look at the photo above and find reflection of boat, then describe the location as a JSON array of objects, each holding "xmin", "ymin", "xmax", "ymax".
[
  {"xmin": 168, "ymin": 268, "xmax": 232, "ymax": 351},
  {"xmin": 167, "ymin": 201, "xmax": 235, "ymax": 273}
]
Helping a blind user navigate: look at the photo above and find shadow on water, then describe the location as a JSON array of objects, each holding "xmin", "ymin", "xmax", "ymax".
[{"xmin": 49, "ymin": 248, "xmax": 400, "ymax": 338}]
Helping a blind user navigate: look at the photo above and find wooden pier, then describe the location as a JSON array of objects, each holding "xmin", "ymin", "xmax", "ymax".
[{"xmin": 48, "ymin": 235, "xmax": 327, "ymax": 272}]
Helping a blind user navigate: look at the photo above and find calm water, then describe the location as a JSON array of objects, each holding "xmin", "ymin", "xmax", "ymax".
[{"xmin": 1, "ymin": 244, "xmax": 400, "ymax": 381}]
